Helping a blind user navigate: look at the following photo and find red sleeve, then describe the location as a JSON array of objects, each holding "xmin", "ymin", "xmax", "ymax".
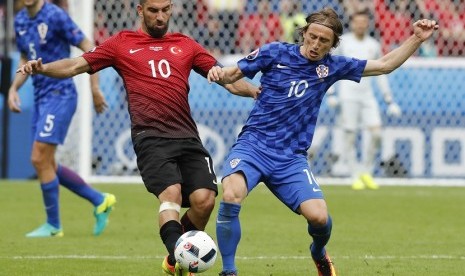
[
  {"xmin": 190, "ymin": 38, "xmax": 218, "ymax": 78},
  {"xmin": 82, "ymin": 33, "xmax": 121, "ymax": 73}
]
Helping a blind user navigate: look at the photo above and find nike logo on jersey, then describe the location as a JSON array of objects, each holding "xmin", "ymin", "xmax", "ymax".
[
  {"xmin": 277, "ymin": 64, "xmax": 289, "ymax": 69},
  {"xmin": 18, "ymin": 30, "xmax": 27, "ymax": 36},
  {"xmin": 313, "ymin": 187, "xmax": 321, "ymax": 192},
  {"xmin": 39, "ymin": 132, "xmax": 52, "ymax": 137},
  {"xmin": 129, "ymin": 48, "xmax": 144, "ymax": 54}
]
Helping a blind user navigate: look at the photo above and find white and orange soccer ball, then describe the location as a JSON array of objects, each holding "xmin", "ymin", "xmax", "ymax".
[{"xmin": 174, "ymin": 230, "xmax": 218, "ymax": 273}]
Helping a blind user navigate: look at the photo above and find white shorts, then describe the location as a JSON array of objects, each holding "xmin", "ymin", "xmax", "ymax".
[{"xmin": 337, "ymin": 97, "xmax": 381, "ymax": 131}]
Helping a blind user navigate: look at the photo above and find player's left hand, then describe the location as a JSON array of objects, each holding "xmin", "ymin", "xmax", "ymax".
[
  {"xmin": 387, "ymin": 102, "xmax": 402, "ymax": 117},
  {"xmin": 92, "ymin": 89, "xmax": 108, "ymax": 114},
  {"xmin": 413, "ymin": 19, "xmax": 439, "ymax": 41}
]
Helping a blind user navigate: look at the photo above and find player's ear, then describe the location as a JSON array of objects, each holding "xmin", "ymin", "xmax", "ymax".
[{"xmin": 136, "ymin": 4, "xmax": 143, "ymax": 17}]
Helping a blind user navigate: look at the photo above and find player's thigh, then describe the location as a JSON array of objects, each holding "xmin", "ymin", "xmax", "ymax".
[
  {"xmin": 31, "ymin": 141, "xmax": 57, "ymax": 164},
  {"xmin": 177, "ymin": 139, "xmax": 218, "ymax": 207},
  {"xmin": 298, "ymin": 199, "xmax": 328, "ymax": 225},
  {"xmin": 268, "ymin": 156, "xmax": 324, "ymax": 213},
  {"xmin": 339, "ymin": 100, "xmax": 360, "ymax": 131},
  {"xmin": 33, "ymin": 94, "xmax": 77, "ymax": 145},
  {"xmin": 221, "ymin": 172, "xmax": 249, "ymax": 203},
  {"xmin": 361, "ymin": 98, "xmax": 382, "ymax": 128},
  {"xmin": 222, "ymin": 144, "xmax": 268, "ymax": 197},
  {"xmin": 133, "ymin": 137, "xmax": 184, "ymax": 198}
]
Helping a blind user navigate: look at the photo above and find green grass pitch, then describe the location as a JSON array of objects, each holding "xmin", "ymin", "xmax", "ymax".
[{"xmin": 1, "ymin": 180, "xmax": 465, "ymax": 275}]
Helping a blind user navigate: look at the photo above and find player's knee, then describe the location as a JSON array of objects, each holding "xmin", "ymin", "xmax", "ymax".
[
  {"xmin": 190, "ymin": 189, "xmax": 215, "ymax": 215},
  {"xmin": 301, "ymin": 200, "xmax": 328, "ymax": 227},
  {"xmin": 221, "ymin": 189, "xmax": 234, "ymax": 203},
  {"xmin": 30, "ymin": 155, "xmax": 41, "ymax": 169},
  {"xmin": 221, "ymin": 174, "xmax": 247, "ymax": 203},
  {"xmin": 309, "ymin": 213, "xmax": 329, "ymax": 227},
  {"xmin": 30, "ymin": 154, "xmax": 49, "ymax": 170},
  {"xmin": 196, "ymin": 198, "xmax": 215, "ymax": 215}
]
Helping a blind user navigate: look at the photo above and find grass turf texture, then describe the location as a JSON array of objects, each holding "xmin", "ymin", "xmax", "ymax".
[{"xmin": 1, "ymin": 180, "xmax": 464, "ymax": 275}]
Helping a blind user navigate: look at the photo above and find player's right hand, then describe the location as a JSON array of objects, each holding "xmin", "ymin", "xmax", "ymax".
[
  {"xmin": 16, "ymin": 58, "xmax": 43, "ymax": 75},
  {"xmin": 207, "ymin": 66, "xmax": 224, "ymax": 83},
  {"xmin": 413, "ymin": 19, "xmax": 439, "ymax": 42},
  {"xmin": 7, "ymin": 89, "xmax": 21, "ymax": 113},
  {"xmin": 92, "ymin": 89, "xmax": 108, "ymax": 114},
  {"xmin": 326, "ymin": 95, "xmax": 339, "ymax": 109}
]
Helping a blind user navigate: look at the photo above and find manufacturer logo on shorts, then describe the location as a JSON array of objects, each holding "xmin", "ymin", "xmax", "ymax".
[
  {"xmin": 39, "ymin": 131, "xmax": 52, "ymax": 137},
  {"xmin": 230, "ymin": 158, "xmax": 241, "ymax": 169}
]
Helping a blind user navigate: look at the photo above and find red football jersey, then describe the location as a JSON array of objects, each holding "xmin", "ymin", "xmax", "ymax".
[{"xmin": 83, "ymin": 29, "xmax": 218, "ymax": 140}]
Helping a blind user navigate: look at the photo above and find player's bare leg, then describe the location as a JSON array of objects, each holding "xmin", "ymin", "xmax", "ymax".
[
  {"xmin": 26, "ymin": 142, "xmax": 63, "ymax": 237},
  {"xmin": 182, "ymin": 188, "xmax": 216, "ymax": 231}
]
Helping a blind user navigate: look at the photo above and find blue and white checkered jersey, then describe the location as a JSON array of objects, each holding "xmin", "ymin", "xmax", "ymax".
[
  {"xmin": 14, "ymin": 2, "xmax": 85, "ymax": 100},
  {"xmin": 236, "ymin": 42, "xmax": 367, "ymax": 156}
]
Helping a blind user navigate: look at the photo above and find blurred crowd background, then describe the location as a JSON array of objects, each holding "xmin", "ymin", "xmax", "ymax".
[
  {"xmin": 1, "ymin": 0, "xmax": 464, "ymax": 180},
  {"xmin": 1, "ymin": 0, "xmax": 464, "ymax": 57}
]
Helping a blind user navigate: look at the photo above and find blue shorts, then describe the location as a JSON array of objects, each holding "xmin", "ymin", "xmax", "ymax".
[
  {"xmin": 32, "ymin": 91, "xmax": 77, "ymax": 145},
  {"xmin": 222, "ymin": 141, "xmax": 324, "ymax": 213}
]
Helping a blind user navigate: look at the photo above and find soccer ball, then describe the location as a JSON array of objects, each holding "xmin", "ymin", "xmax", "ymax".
[{"xmin": 174, "ymin": 230, "xmax": 218, "ymax": 273}]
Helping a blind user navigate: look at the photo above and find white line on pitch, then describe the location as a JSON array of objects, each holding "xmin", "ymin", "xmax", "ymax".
[{"xmin": 3, "ymin": 255, "xmax": 465, "ymax": 260}]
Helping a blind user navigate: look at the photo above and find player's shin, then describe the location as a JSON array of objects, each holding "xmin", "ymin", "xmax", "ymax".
[
  {"xmin": 56, "ymin": 165, "xmax": 103, "ymax": 206},
  {"xmin": 180, "ymin": 211, "xmax": 200, "ymax": 232},
  {"xmin": 41, "ymin": 177, "xmax": 61, "ymax": 228},
  {"xmin": 216, "ymin": 201, "xmax": 241, "ymax": 272},
  {"xmin": 160, "ymin": 220, "xmax": 183, "ymax": 266},
  {"xmin": 308, "ymin": 215, "xmax": 333, "ymax": 260}
]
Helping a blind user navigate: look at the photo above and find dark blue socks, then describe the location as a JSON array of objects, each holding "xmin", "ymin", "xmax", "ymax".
[
  {"xmin": 41, "ymin": 178, "xmax": 60, "ymax": 228},
  {"xmin": 308, "ymin": 215, "xmax": 333, "ymax": 260},
  {"xmin": 216, "ymin": 201, "xmax": 242, "ymax": 272},
  {"xmin": 56, "ymin": 165, "xmax": 103, "ymax": 206}
]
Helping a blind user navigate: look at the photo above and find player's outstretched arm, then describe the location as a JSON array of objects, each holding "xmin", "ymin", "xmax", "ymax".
[
  {"xmin": 363, "ymin": 19, "xmax": 438, "ymax": 77},
  {"xmin": 17, "ymin": 56, "xmax": 91, "ymax": 79},
  {"xmin": 207, "ymin": 66, "xmax": 244, "ymax": 85},
  {"xmin": 224, "ymin": 80, "xmax": 260, "ymax": 99},
  {"xmin": 207, "ymin": 65, "xmax": 260, "ymax": 99}
]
